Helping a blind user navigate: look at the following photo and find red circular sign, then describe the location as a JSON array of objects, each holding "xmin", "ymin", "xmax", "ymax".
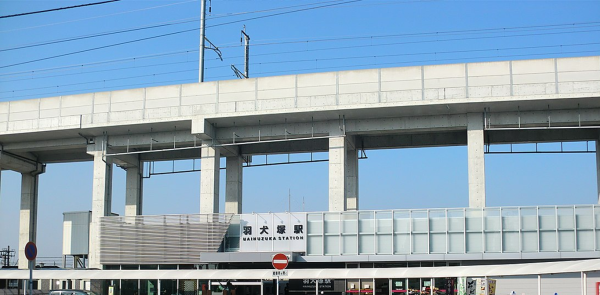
[
  {"xmin": 272, "ymin": 253, "xmax": 289, "ymax": 270},
  {"xmin": 25, "ymin": 242, "xmax": 37, "ymax": 261}
]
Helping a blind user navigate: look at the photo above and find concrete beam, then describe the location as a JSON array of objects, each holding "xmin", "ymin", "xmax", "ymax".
[
  {"xmin": 192, "ymin": 119, "xmax": 216, "ymax": 140},
  {"xmin": 200, "ymin": 144, "xmax": 220, "ymax": 214},
  {"xmin": 18, "ymin": 173, "xmax": 39, "ymax": 269},
  {"xmin": 1, "ymin": 137, "xmax": 87, "ymax": 152},
  {"xmin": 487, "ymin": 108, "xmax": 600, "ymax": 128},
  {"xmin": 487, "ymin": 128, "xmax": 599, "ymax": 144},
  {"xmin": 361, "ymin": 131, "xmax": 467, "ymax": 150},
  {"xmin": 214, "ymin": 115, "xmax": 468, "ymax": 143},
  {"xmin": 107, "ymin": 130, "xmax": 195, "ymax": 149},
  {"xmin": 467, "ymin": 113, "xmax": 486, "ymax": 208},
  {"xmin": 0, "ymin": 151, "xmax": 43, "ymax": 174},
  {"xmin": 225, "ymin": 156, "xmax": 243, "ymax": 214}
]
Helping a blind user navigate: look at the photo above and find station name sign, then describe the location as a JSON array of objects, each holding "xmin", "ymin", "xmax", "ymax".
[{"xmin": 239, "ymin": 213, "xmax": 307, "ymax": 252}]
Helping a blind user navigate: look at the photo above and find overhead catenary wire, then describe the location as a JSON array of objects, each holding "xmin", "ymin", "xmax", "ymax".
[
  {"xmin": 1, "ymin": 26, "xmax": 599, "ymax": 80},
  {"xmin": 0, "ymin": 0, "xmax": 361, "ymax": 70},
  {"xmin": 0, "ymin": 0, "xmax": 121, "ymax": 19},
  {"xmin": 0, "ymin": 0, "xmax": 197, "ymax": 34},
  {"xmin": 0, "ymin": 0, "xmax": 352, "ymax": 52},
  {"xmin": 2, "ymin": 20, "xmax": 599, "ymax": 76}
]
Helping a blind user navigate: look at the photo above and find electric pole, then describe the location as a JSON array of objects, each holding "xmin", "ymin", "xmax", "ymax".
[
  {"xmin": 231, "ymin": 26, "xmax": 250, "ymax": 79},
  {"xmin": 199, "ymin": 0, "xmax": 207, "ymax": 82},
  {"xmin": 1, "ymin": 246, "xmax": 15, "ymax": 267}
]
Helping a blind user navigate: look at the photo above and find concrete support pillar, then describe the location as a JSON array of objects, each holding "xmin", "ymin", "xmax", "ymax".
[
  {"xmin": 597, "ymin": 138, "xmax": 600, "ymax": 204},
  {"xmin": 467, "ymin": 113, "xmax": 486, "ymax": 208},
  {"xmin": 88, "ymin": 148, "xmax": 113, "ymax": 269},
  {"xmin": 18, "ymin": 173, "xmax": 39, "ymax": 269},
  {"xmin": 225, "ymin": 156, "xmax": 243, "ymax": 214},
  {"xmin": 200, "ymin": 145, "xmax": 220, "ymax": 214},
  {"xmin": 125, "ymin": 164, "xmax": 143, "ymax": 216},
  {"xmin": 329, "ymin": 135, "xmax": 358, "ymax": 211}
]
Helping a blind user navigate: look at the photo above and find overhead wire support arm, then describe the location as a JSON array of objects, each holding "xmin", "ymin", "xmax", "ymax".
[
  {"xmin": 231, "ymin": 26, "xmax": 250, "ymax": 79},
  {"xmin": 204, "ymin": 38, "xmax": 223, "ymax": 61}
]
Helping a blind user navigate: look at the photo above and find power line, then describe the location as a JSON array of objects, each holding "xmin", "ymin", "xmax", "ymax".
[
  {"xmin": 0, "ymin": 0, "xmax": 197, "ymax": 34},
  {"xmin": 0, "ymin": 0, "xmax": 350, "ymax": 52},
  {"xmin": 220, "ymin": 21, "xmax": 600, "ymax": 48},
  {"xmin": 0, "ymin": 17, "xmax": 199, "ymax": 52},
  {"xmin": 0, "ymin": 0, "xmax": 361, "ymax": 70},
  {"xmin": 1, "ymin": 21, "xmax": 598, "ymax": 76},
  {"xmin": 4, "ymin": 45, "xmax": 599, "ymax": 97},
  {"xmin": 0, "ymin": 0, "xmax": 121, "ymax": 19}
]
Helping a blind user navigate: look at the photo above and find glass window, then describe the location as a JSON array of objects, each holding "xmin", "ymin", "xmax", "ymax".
[
  {"xmin": 342, "ymin": 212, "xmax": 358, "ymax": 234},
  {"xmin": 359, "ymin": 212, "xmax": 375, "ymax": 234},
  {"xmin": 466, "ymin": 232, "xmax": 482, "ymax": 253},
  {"xmin": 391, "ymin": 278, "xmax": 407, "ymax": 293},
  {"xmin": 520, "ymin": 208, "xmax": 537, "ymax": 231},
  {"xmin": 359, "ymin": 234, "xmax": 375, "ymax": 254},
  {"xmin": 324, "ymin": 213, "xmax": 340, "ymax": 234},
  {"xmin": 394, "ymin": 211, "xmax": 411, "ymax": 233},
  {"xmin": 412, "ymin": 233, "xmax": 428, "ymax": 254},
  {"xmin": 484, "ymin": 208, "xmax": 500, "ymax": 231},
  {"xmin": 429, "ymin": 210, "xmax": 446, "ymax": 233},
  {"xmin": 502, "ymin": 232, "xmax": 519, "ymax": 252},
  {"xmin": 521, "ymin": 231, "xmax": 538, "ymax": 252},
  {"xmin": 501, "ymin": 208, "xmax": 519, "ymax": 231},
  {"xmin": 448, "ymin": 233, "xmax": 464, "ymax": 253},
  {"xmin": 575, "ymin": 207, "xmax": 594, "ymax": 229},
  {"xmin": 412, "ymin": 211, "xmax": 428, "ymax": 233},
  {"xmin": 307, "ymin": 214, "xmax": 323, "ymax": 235},
  {"xmin": 538, "ymin": 207, "xmax": 557, "ymax": 231},
  {"xmin": 430, "ymin": 233, "xmax": 446, "ymax": 254},
  {"xmin": 465, "ymin": 209, "xmax": 483, "ymax": 232},
  {"xmin": 447, "ymin": 210, "xmax": 464, "ymax": 232},
  {"xmin": 307, "ymin": 236, "xmax": 323, "ymax": 255},
  {"xmin": 324, "ymin": 235, "xmax": 340, "ymax": 255},
  {"xmin": 376, "ymin": 211, "xmax": 393, "ymax": 234},
  {"xmin": 394, "ymin": 234, "xmax": 410, "ymax": 254},
  {"xmin": 377, "ymin": 234, "xmax": 393, "ymax": 254},
  {"xmin": 540, "ymin": 231, "xmax": 557, "ymax": 252},
  {"xmin": 557, "ymin": 207, "xmax": 574, "ymax": 229},
  {"xmin": 342, "ymin": 235, "xmax": 358, "ymax": 255}
]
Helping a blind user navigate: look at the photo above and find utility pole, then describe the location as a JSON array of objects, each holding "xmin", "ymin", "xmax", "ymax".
[
  {"xmin": 288, "ymin": 189, "xmax": 291, "ymax": 212},
  {"xmin": 1, "ymin": 246, "xmax": 15, "ymax": 267},
  {"xmin": 198, "ymin": 0, "xmax": 207, "ymax": 82}
]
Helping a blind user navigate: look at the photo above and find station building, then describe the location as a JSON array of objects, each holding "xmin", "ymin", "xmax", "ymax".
[{"xmin": 1, "ymin": 55, "xmax": 600, "ymax": 295}]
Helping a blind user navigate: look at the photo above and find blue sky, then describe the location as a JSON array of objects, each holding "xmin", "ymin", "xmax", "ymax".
[{"xmin": 0, "ymin": 0, "xmax": 599, "ymax": 264}]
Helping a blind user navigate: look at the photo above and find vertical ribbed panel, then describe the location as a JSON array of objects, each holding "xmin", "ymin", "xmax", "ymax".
[{"xmin": 99, "ymin": 214, "xmax": 233, "ymax": 264}]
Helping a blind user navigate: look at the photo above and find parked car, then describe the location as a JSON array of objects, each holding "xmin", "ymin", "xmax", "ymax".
[{"xmin": 49, "ymin": 290, "xmax": 99, "ymax": 295}]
